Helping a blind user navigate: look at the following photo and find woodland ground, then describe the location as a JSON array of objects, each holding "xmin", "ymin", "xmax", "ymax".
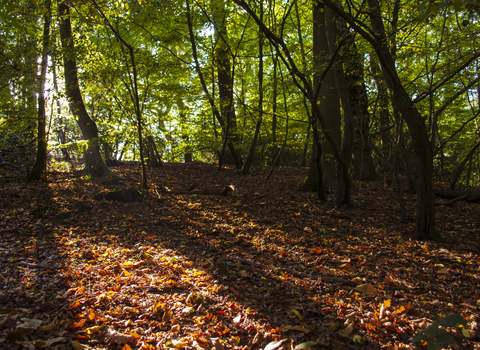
[{"xmin": 0, "ymin": 162, "xmax": 479, "ymax": 350}]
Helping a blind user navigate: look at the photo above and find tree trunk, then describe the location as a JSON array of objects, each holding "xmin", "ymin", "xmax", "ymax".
[
  {"xmin": 52, "ymin": 61, "xmax": 71, "ymax": 161},
  {"xmin": 339, "ymin": 17, "xmax": 377, "ymax": 181},
  {"xmin": 212, "ymin": 0, "xmax": 242, "ymax": 169},
  {"xmin": 91, "ymin": 0, "xmax": 147, "ymax": 187},
  {"xmin": 314, "ymin": 4, "xmax": 341, "ymax": 193},
  {"xmin": 371, "ymin": 58, "xmax": 392, "ymax": 164},
  {"xmin": 325, "ymin": 0, "xmax": 436, "ymax": 239},
  {"xmin": 242, "ymin": 3, "xmax": 263, "ymax": 175},
  {"xmin": 450, "ymin": 136, "xmax": 480, "ymax": 190},
  {"xmin": 27, "ymin": 0, "xmax": 52, "ymax": 182},
  {"xmin": 186, "ymin": 0, "xmax": 241, "ymax": 169},
  {"xmin": 58, "ymin": 2, "xmax": 111, "ymax": 177}
]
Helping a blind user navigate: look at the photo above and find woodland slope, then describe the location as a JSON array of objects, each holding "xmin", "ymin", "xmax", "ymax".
[{"xmin": 0, "ymin": 163, "xmax": 479, "ymax": 349}]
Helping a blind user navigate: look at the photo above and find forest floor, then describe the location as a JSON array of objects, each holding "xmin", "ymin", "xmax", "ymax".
[{"xmin": 0, "ymin": 162, "xmax": 479, "ymax": 350}]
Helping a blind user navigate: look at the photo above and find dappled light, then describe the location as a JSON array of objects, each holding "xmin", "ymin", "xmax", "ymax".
[{"xmin": 1, "ymin": 163, "xmax": 479, "ymax": 348}]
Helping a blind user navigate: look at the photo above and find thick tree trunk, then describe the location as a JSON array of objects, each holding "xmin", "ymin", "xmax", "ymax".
[
  {"xmin": 27, "ymin": 0, "xmax": 52, "ymax": 182},
  {"xmin": 340, "ymin": 18, "xmax": 377, "ymax": 181},
  {"xmin": 58, "ymin": 2, "xmax": 111, "ymax": 177},
  {"xmin": 314, "ymin": 4, "xmax": 341, "ymax": 193},
  {"xmin": 186, "ymin": 0, "xmax": 241, "ymax": 169},
  {"xmin": 212, "ymin": 0, "xmax": 242, "ymax": 169}
]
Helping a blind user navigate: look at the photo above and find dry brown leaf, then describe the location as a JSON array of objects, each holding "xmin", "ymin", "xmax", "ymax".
[
  {"xmin": 106, "ymin": 328, "xmax": 135, "ymax": 345},
  {"xmin": 354, "ymin": 284, "xmax": 377, "ymax": 294}
]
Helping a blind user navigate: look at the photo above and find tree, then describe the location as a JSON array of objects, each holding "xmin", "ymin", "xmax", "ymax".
[
  {"xmin": 27, "ymin": 0, "xmax": 52, "ymax": 182},
  {"xmin": 322, "ymin": 0, "xmax": 437, "ymax": 239},
  {"xmin": 211, "ymin": 0, "xmax": 243, "ymax": 169},
  {"xmin": 58, "ymin": 1, "xmax": 111, "ymax": 177},
  {"xmin": 241, "ymin": 2, "xmax": 263, "ymax": 175},
  {"xmin": 90, "ymin": 0, "xmax": 148, "ymax": 188}
]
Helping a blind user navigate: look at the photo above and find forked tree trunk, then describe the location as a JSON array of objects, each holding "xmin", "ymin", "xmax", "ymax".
[{"xmin": 58, "ymin": 2, "xmax": 111, "ymax": 177}]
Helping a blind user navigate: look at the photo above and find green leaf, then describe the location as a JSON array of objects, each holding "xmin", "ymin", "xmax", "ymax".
[{"xmin": 461, "ymin": 328, "xmax": 471, "ymax": 338}]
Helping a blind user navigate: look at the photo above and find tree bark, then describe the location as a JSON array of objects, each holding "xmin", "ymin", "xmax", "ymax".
[
  {"xmin": 185, "ymin": 0, "xmax": 241, "ymax": 169},
  {"xmin": 339, "ymin": 19, "xmax": 377, "ymax": 181},
  {"xmin": 212, "ymin": 0, "xmax": 242, "ymax": 169},
  {"xmin": 314, "ymin": 4, "xmax": 341, "ymax": 193},
  {"xmin": 58, "ymin": 1, "xmax": 111, "ymax": 177},
  {"xmin": 27, "ymin": 0, "xmax": 52, "ymax": 182}
]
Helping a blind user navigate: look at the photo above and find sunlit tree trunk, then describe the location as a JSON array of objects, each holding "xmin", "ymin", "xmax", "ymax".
[
  {"xmin": 58, "ymin": 2, "xmax": 111, "ymax": 177},
  {"xmin": 27, "ymin": 0, "xmax": 52, "ymax": 182}
]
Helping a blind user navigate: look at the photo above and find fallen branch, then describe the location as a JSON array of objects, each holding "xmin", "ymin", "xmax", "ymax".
[
  {"xmin": 444, "ymin": 195, "xmax": 469, "ymax": 206},
  {"xmin": 434, "ymin": 188, "xmax": 480, "ymax": 203},
  {"xmin": 218, "ymin": 257, "xmax": 358, "ymax": 286},
  {"xmin": 157, "ymin": 185, "xmax": 235, "ymax": 196}
]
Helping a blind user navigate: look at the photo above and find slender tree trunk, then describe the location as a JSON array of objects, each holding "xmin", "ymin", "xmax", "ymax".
[
  {"xmin": 268, "ymin": 62, "xmax": 290, "ymax": 179},
  {"xmin": 450, "ymin": 136, "xmax": 480, "ymax": 189},
  {"xmin": 371, "ymin": 58, "xmax": 392, "ymax": 164},
  {"xmin": 27, "ymin": 0, "xmax": 52, "ymax": 182},
  {"xmin": 271, "ymin": 52, "xmax": 278, "ymax": 161},
  {"xmin": 52, "ymin": 59, "xmax": 71, "ymax": 161},
  {"xmin": 91, "ymin": 0, "xmax": 147, "ymax": 187},
  {"xmin": 58, "ymin": 2, "xmax": 111, "ymax": 177},
  {"xmin": 242, "ymin": 3, "xmax": 263, "ymax": 175}
]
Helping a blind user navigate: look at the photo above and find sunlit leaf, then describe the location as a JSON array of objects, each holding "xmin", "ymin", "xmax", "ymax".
[
  {"xmin": 354, "ymin": 284, "xmax": 377, "ymax": 294},
  {"xmin": 294, "ymin": 341, "xmax": 317, "ymax": 349}
]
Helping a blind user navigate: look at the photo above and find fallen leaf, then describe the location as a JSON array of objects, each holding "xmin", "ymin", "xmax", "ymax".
[
  {"xmin": 354, "ymin": 284, "xmax": 377, "ymax": 294},
  {"xmin": 281, "ymin": 325, "xmax": 310, "ymax": 333},
  {"xmin": 70, "ymin": 341, "xmax": 92, "ymax": 350},
  {"xmin": 337, "ymin": 322, "xmax": 354, "ymax": 338},
  {"xmin": 294, "ymin": 341, "xmax": 317, "ymax": 349},
  {"xmin": 106, "ymin": 328, "xmax": 135, "ymax": 345}
]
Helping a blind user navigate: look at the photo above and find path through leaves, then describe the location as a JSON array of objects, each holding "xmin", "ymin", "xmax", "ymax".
[{"xmin": 0, "ymin": 163, "xmax": 479, "ymax": 349}]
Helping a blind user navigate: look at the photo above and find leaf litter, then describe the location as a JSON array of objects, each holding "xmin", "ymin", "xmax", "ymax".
[{"xmin": 0, "ymin": 162, "xmax": 479, "ymax": 349}]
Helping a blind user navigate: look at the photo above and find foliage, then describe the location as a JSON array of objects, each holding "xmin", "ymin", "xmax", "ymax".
[{"xmin": 411, "ymin": 313, "xmax": 469, "ymax": 349}]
